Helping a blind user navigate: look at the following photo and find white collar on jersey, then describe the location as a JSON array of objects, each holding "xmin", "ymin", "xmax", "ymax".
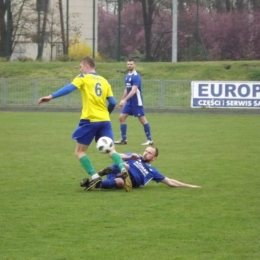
[{"xmin": 128, "ymin": 70, "xmax": 137, "ymax": 75}]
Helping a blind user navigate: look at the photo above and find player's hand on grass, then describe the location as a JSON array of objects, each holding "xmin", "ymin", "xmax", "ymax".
[
  {"xmin": 38, "ymin": 95, "xmax": 53, "ymax": 104},
  {"xmin": 192, "ymin": 185, "xmax": 202, "ymax": 188}
]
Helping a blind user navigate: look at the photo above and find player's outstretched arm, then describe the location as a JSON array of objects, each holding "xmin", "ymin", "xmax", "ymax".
[
  {"xmin": 108, "ymin": 152, "xmax": 140, "ymax": 162},
  {"xmin": 161, "ymin": 177, "xmax": 201, "ymax": 188},
  {"xmin": 38, "ymin": 84, "xmax": 77, "ymax": 105},
  {"xmin": 118, "ymin": 153, "xmax": 140, "ymax": 161},
  {"xmin": 38, "ymin": 95, "xmax": 52, "ymax": 104}
]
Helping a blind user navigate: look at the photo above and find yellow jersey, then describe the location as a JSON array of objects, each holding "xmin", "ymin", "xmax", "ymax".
[{"xmin": 72, "ymin": 73, "xmax": 113, "ymax": 122}]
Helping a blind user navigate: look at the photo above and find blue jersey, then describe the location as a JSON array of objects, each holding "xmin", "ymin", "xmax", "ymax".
[
  {"xmin": 125, "ymin": 71, "xmax": 143, "ymax": 106},
  {"xmin": 106, "ymin": 153, "xmax": 165, "ymax": 187},
  {"xmin": 127, "ymin": 159, "xmax": 165, "ymax": 187}
]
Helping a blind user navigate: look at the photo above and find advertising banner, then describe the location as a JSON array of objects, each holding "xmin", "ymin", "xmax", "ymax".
[{"xmin": 191, "ymin": 81, "xmax": 260, "ymax": 109}]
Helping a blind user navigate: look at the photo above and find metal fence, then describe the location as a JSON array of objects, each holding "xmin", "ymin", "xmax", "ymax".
[{"xmin": 0, "ymin": 79, "xmax": 191, "ymax": 109}]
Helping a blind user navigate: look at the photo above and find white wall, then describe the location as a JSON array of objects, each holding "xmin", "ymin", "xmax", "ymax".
[{"xmin": 69, "ymin": 0, "xmax": 98, "ymax": 50}]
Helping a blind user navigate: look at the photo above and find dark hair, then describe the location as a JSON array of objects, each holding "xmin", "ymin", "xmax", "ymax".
[
  {"xmin": 127, "ymin": 58, "xmax": 135, "ymax": 63},
  {"xmin": 81, "ymin": 56, "xmax": 95, "ymax": 68}
]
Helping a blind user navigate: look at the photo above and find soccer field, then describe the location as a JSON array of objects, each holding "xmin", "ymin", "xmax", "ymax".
[{"xmin": 0, "ymin": 111, "xmax": 259, "ymax": 260}]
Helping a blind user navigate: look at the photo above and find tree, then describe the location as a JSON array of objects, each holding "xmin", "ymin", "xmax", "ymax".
[
  {"xmin": 0, "ymin": 0, "xmax": 82, "ymax": 60},
  {"xmin": 98, "ymin": 1, "xmax": 172, "ymax": 61},
  {"xmin": 0, "ymin": 0, "xmax": 8, "ymax": 57},
  {"xmin": 98, "ymin": 1, "xmax": 260, "ymax": 61},
  {"xmin": 137, "ymin": 0, "xmax": 156, "ymax": 61},
  {"xmin": 37, "ymin": 0, "xmax": 48, "ymax": 59},
  {"xmin": 98, "ymin": 6, "xmax": 118, "ymax": 59},
  {"xmin": 0, "ymin": 0, "xmax": 37, "ymax": 59}
]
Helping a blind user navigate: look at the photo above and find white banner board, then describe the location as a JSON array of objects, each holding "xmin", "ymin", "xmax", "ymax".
[{"xmin": 191, "ymin": 81, "xmax": 260, "ymax": 109}]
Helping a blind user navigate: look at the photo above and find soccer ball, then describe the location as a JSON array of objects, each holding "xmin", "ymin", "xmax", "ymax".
[{"xmin": 96, "ymin": 136, "xmax": 114, "ymax": 154}]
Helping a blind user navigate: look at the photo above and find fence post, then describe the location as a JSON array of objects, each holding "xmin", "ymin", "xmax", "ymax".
[
  {"xmin": 34, "ymin": 80, "xmax": 38, "ymax": 106},
  {"xmin": 2, "ymin": 79, "xmax": 7, "ymax": 105},
  {"xmin": 159, "ymin": 80, "xmax": 164, "ymax": 107}
]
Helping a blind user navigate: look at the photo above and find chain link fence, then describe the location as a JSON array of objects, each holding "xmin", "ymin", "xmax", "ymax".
[{"xmin": 0, "ymin": 79, "xmax": 191, "ymax": 109}]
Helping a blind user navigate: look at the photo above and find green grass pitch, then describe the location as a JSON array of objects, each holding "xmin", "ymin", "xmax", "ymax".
[{"xmin": 0, "ymin": 111, "xmax": 259, "ymax": 260}]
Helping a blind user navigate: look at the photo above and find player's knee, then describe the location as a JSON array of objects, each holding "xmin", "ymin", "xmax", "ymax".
[
  {"xmin": 74, "ymin": 150, "xmax": 80, "ymax": 158},
  {"xmin": 108, "ymin": 149, "xmax": 115, "ymax": 157},
  {"xmin": 74, "ymin": 150, "xmax": 85, "ymax": 159},
  {"xmin": 115, "ymin": 178, "xmax": 124, "ymax": 188},
  {"xmin": 119, "ymin": 117, "xmax": 125, "ymax": 123},
  {"xmin": 139, "ymin": 117, "xmax": 147, "ymax": 124},
  {"xmin": 119, "ymin": 114, "xmax": 127, "ymax": 123}
]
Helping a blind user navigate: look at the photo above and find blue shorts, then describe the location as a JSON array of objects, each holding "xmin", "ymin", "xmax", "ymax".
[
  {"xmin": 106, "ymin": 165, "xmax": 121, "ymax": 178},
  {"xmin": 122, "ymin": 104, "xmax": 145, "ymax": 117},
  {"xmin": 107, "ymin": 165, "xmax": 139, "ymax": 188},
  {"xmin": 72, "ymin": 119, "xmax": 114, "ymax": 145}
]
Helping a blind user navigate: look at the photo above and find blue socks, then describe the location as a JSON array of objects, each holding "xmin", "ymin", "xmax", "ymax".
[
  {"xmin": 120, "ymin": 123, "xmax": 152, "ymax": 141},
  {"xmin": 120, "ymin": 124, "xmax": 127, "ymax": 140},
  {"xmin": 144, "ymin": 123, "xmax": 152, "ymax": 140}
]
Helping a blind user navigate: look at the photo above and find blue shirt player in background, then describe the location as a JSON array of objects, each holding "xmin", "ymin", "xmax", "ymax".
[
  {"xmin": 38, "ymin": 56, "xmax": 132, "ymax": 192},
  {"xmin": 81, "ymin": 146, "xmax": 201, "ymax": 191},
  {"xmin": 115, "ymin": 59, "xmax": 153, "ymax": 146}
]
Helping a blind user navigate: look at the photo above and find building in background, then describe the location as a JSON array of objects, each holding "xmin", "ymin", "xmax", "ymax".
[{"xmin": 11, "ymin": 0, "xmax": 98, "ymax": 61}]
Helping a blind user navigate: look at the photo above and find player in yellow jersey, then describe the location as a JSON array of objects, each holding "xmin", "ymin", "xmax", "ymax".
[{"xmin": 38, "ymin": 56, "xmax": 132, "ymax": 191}]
